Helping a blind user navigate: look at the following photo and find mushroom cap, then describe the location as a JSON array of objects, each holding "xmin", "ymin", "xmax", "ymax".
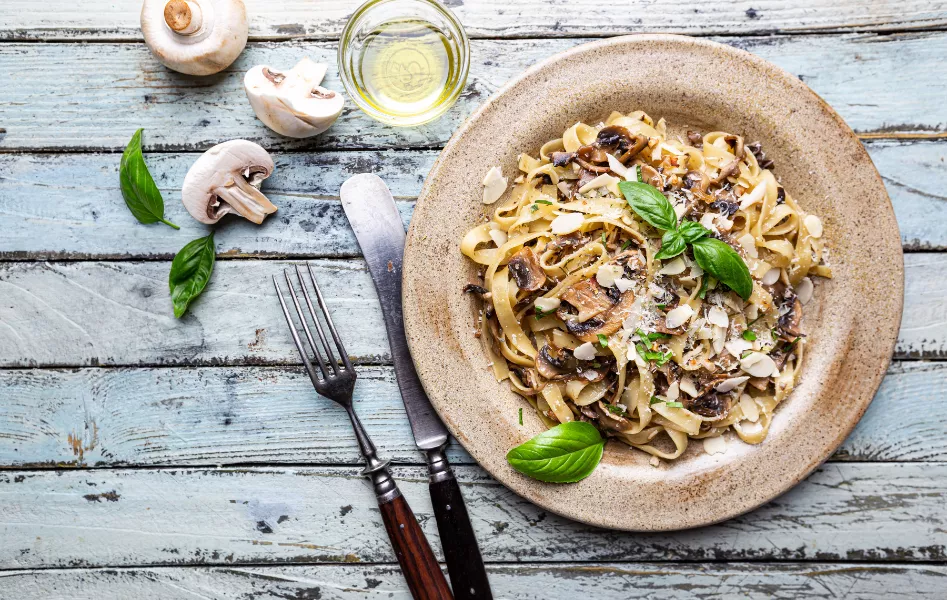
[
  {"xmin": 244, "ymin": 58, "xmax": 345, "ymax": 138},
  {"xmin": 181, "ymin": 139, "xmax": 277, "ymax": 225},
  {"xmin": 141, "ymin": 0, "xmax": 249, "ymax": 76}
]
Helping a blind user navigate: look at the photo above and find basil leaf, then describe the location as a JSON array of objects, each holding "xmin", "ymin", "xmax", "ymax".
[
  {"xmin": 120, "ymin": 129, "xmax": 179, "ymax": 230},
  {"xmin": 678, "ymin": 220, "xmax": 711, "ymax": 243},
  {"xmin": 654, "ymin": 229, "xmax": 686, "ymax": 260},
  {"xmin": 619, "ymin": 181, "xmax": 677, "ymax": 232},
  {"xmin": 506, "ymin": 421, "xmax": 605, "ymax": 483},
  {"xmin": 169, "ymin": 234, "xmax": 216, "ymax": 318},
  {"xmin": 690, "ymin": 237, "xmax": 753, "ymax": 300}
]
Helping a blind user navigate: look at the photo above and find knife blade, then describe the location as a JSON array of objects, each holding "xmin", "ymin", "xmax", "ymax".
[
  {"xmin": 341, "ymin": 173, "xmax": 493, "ymax": 600},
  {"xmin": 340, "ymin": 174, "xmax": 448, "ymax": 450}
]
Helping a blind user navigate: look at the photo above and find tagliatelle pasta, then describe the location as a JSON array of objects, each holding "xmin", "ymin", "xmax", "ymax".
[{"xmin": 461, "ymin": 111, "xmax": 831, "ymax": 463}]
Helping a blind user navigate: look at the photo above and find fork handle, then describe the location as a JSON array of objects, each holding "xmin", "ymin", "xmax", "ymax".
[{"xmin": 378, "ymin": 490, "xmax": 454, "ymax": 600}]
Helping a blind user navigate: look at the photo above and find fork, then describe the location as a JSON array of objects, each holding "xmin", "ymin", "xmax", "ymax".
[{"xmin": 274, "ymin": 264, "xmax": 453, "ymax": 600}]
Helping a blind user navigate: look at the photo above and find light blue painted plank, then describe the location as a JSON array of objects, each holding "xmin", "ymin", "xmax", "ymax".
[
  {"xmin": 4, "ymin": 563, "xmax": 947, "ymax": 599},
  {"xmin": 0, "ymin": 361, "xmax": 943, "ymax": 468},
  {"xmin": 0, "ymin": 34, "xmax": 945, "ymax": 153},
  {"xmin": 1, "ymin": 463, "xmax": 945, "ymax": 568}
]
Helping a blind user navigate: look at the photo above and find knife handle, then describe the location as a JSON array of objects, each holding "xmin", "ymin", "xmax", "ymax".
[
  {"xmin": 428, "ymin": 447, "xmax": 494, "ymax": 600},
  {"xmin": 378, "ymin": 489, "xmax": 454, "ymax": 600}
]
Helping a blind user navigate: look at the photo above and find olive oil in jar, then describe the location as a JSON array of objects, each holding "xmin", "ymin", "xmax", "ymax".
[{"xmin": 350, "ymin": 19, "xmax": 463, "ymax": 124}]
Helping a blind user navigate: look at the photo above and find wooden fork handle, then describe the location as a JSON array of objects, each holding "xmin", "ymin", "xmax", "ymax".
[{"xmin": 379, "ymin": 491, "xmax": 454, "ymax": 600}]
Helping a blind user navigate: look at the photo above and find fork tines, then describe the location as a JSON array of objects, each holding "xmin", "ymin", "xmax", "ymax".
[{"xmin": 273, "ymin": 264, "xmax": 354, "ymax": 384}]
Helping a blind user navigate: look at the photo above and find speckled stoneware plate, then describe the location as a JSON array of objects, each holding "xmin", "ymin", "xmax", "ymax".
[{"xmin": 402, "ymin": 35, "xmax": 903, "ymax": 531}]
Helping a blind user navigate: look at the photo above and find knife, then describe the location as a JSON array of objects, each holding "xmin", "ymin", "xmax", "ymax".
[{"xmin": 341, "ymin": 174, "xmax": 493, "ymax": 600}]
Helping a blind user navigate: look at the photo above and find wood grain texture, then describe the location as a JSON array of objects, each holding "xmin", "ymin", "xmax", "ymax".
[
  {"xmin": 4, "ymin": 0, "xmax": 946, "ymax": 41},
  {"xmin": 1, "ymin": 463, "xmax": 945, "ymax": 568},
  {"xmin": 2, "ymin": 34, "xmax": 946, "ymax": 154},
  {"xmin": 3, "ymin": 563, "xmax": 947, "ymax": 599},
  {"xmin": 1, "ymin": 140, "xmax": 944, "ymax": 260},
  {"xmin": 0, "ymin": 254, "xmax": 942, "ymax": 367},
  {"xmin": 0, "ymin": 361, "xmax": 944, "ymax": 468},
  {"xmin": 0, "ymin": 151, "xmax": 427, "ymax": 260},
  {"xmin": 377, "ymin": 494, "xmax": 454, "ymax": 600}
]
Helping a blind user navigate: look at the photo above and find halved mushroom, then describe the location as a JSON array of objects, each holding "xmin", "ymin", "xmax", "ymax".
[
  {"xmin": 244, "ymin": 58, "xmax": 345, "ymax": 138},
  {"xmin": 181, "ymin": 140, "xmax": 277, "ymax": 224},
  {"xmin": 507, "ymin": 247, "xmax": 546, "ymax": 292},
  {"xmin": 141, "ymin": 0, "xmax": 249, "ymax": 76}
]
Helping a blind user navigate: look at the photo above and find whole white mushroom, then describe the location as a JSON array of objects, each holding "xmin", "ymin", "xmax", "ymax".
[
  {"xmin": 181, "ymin": 140, "xmax": 277, "ymax": 225},
  {"xmin": 244, "ymin": 58, "xmax": 345, "ymax": 138},
  {"xmin": 141, "ymin": 0, "xmax": 248, "ymax": 76}
]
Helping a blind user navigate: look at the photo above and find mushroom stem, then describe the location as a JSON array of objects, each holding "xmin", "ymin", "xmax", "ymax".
[
  {"xmin": 164, "ymin": 0, "xmax": 203, "ymax": 35},
  {"xmin": 213, "ymin": 176, "xmax": 278, "ymax": 225}
]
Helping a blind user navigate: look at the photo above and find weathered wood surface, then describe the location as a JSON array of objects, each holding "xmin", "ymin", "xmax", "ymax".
[
  {"xmin": 4, "ymin": 563, "xmax": 947, "ymax": 600},
  {"xmin": 1, "ymin": 463, "xmax": 944, "ymax": 568},
  {"xmin": 1, "ymin": 140, "xmax": 944, "ymax": 260},
  {"xmin": 0, "ymin": 254, "xmax": 941, "ymax": 367},
  {"xmin": 2, "ymin": 33, "xmax": 946, "ymax": 154},
  {"xmin": 0, "ymin": 361, "xmax": 943, "ymax": 468},
  {"xmin": 0, "ymin": 151, "xmax": 426, "ymax": 260},
  {"xmin": 4, "ymin": 0, "xmax": 946, "ymax": 41}
]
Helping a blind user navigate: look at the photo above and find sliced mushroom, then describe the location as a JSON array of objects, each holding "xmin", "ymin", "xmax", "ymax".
[
  {"xmin": 778, "ymin": 296, "xmax": 804, "ymax": 338},
  {"xmin": 181, "ymin": 140, "xmax": 277, "ymax": 224},
  {"xmin": 507, "ymin": 247, "xmax": 546, "ymax": 292},
  {"xmin": 559, "ymin": 278, "xmax": 615, "ymax": 322},
  {"xmin": 462, "ymin": 283, "xmax": 490, "ymax": 297},
  {"xmin": 566, "ymin": 290, "xmax": 637, "ymax": 342},
  {"xmin": 595, "ymin": 401, "xmax": 636, "ymax": 432},
  {"xmin": 682, "ymin": 392, "xmax": 733, "ymax": 419},
  {"xmin": 141, "ymin": 0, "xmax": 249, "ymax": 76},
  {"xmin": 244, "ymin": 58, "xmax": 345, "ymax": 138},
  {"xmin": 711, "ymin": 158, "xmax": 742, "ymax": 186},
  {"xmin": 536, "ymin": 345, "xmax": 577, "ymax": 380}
]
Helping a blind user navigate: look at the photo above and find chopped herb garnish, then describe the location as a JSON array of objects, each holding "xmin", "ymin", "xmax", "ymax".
[
  {"xmin": 742, "ymin": 330, "xmax": 757, "ymax": 341},
  {"xmin": 597, "ymin": 333, "xmax": 609, "ymax": 348},
  {"xmin": 635, "ymin": 165, "xmax": 643, "ymax": 183},
  {"xmin": 535, "ymin": 306, "xmax": 549, "ymax": 320},
  {"xmin": 535, "ymin": 199, "xmax": 553, "ymax": 205},
  {"xmin": 519, "ymin": 407, "xmax": 523, "ymax": 425},
  {"xmin": 783, "ymin": 337, "xmax": 801, "ymax": 351},
  {"xmin": 741, "ymin": 350, "xmax": 753, "ymax": 359},
  {"xmin": 636, "ymin": 344, "xmax": 673, "ymax": 366},
  {"xmin": 656, "ymin": 303, "xmax": 667, "ymax": 310},
  {"xmin": 665, "ymin": 401, "xmax": 684, "ymax": 408},
  {"xmin": 620, "ymin": 239, "xmax": 633, "ymax": 251},
  {"xmin": 635, "ymin": 328, "xmax": 669, "ymax": 343},
  {"xmin": 698, "ymin": 275, "xmax": 711, "ymax": 299},
  {"xmin": 601, "ymin": 231, "xmax": 608, "ymax": 244},
  {"xmin": 592, "ymin": 361, "xmax": 602, "ymax": 368},
  {"xmin": 530, "ymin": 204, "xmax": 539, "ymax": 212},
  {"xmin": 606, "ymin": 404, "xmax": 626, "ymax": 415},
  {"xmin": 650, "ymin": 396, "xmax": 661, "ymax": 405}
]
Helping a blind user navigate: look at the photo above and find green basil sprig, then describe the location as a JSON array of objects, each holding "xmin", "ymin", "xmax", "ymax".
[
  {"xmin": 690, "ymin": 237, "xmax": 753, "ymax": 299},
  {"xmin": 169, "ymin": 234, "xmax": 216, "ymax": 318},
  {"xmin": 120, "ymin": 129, "xmax": 179, "ymax": 230},
  {"xmin": 618, "ymin": 180, "xmax": 753, "ymax": 299},
  {"xmin": 506, "ymin": 421, "xmax": 605, "ymax": 483}
]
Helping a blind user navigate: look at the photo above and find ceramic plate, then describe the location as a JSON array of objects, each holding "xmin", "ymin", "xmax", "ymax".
[{"xmin": 402, "ymin": 35, "xmax": 903, "ymax": 530}]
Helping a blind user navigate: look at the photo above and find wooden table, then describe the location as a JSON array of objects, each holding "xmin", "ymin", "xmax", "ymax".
[{"xmin": 1, "ymin": 1, "xmax": 946, "ymax": 597}]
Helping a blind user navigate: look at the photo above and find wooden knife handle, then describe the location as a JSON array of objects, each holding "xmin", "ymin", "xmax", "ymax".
[{"xmin": 379, "ymin": 491, "xmax": 454, "ymax": 600}]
